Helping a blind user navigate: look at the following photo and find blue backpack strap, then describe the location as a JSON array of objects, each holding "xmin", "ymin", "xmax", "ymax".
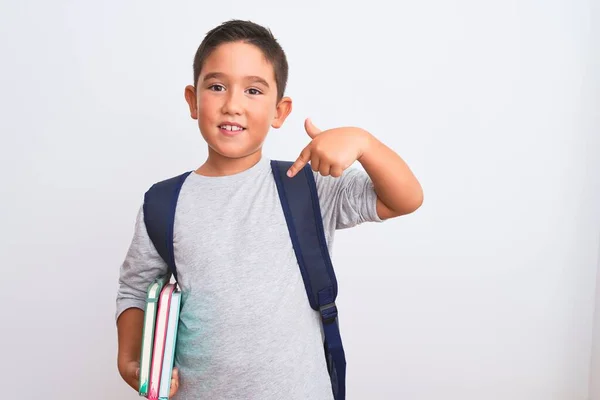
[
  {"xmin": 142, "ymin": 171, "xmax": 192, "ymax": 283},
  {"xmin": 270, "ymin": 160, "xmax": 347, "ymax": 400}
]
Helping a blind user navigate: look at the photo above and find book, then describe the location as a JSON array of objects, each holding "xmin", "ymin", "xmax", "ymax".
[
  {"xmin": 159, "ymin": 290, "xmax": 182, "ymax": 399},
  {"xmin": 147, "ymin": 283, "xmax": 176, "ymax": 400},
  {"xmin": 138, "ymin": 277, "xmax": 168, "ymax": 397}
]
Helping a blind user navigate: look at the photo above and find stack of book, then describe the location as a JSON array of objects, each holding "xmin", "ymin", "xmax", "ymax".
[{"xmin": 138, "ymin": 278, "xmax": 182, "ymax": 400}]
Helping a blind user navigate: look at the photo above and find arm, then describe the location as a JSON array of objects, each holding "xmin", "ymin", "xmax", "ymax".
[
  {"xmin": 287, "ymin": 119, "xmax": 423, "ymax": 220},
  {"xmin": 358, "ymin": 131, "xmax": 423, "ymax": 219},
  {"xmin": 115, "ymin": 206, "xmax": 170, "ymax": 391},
  {"xmin": 117, "ymin": 308, "xmax": 144, "ymax": 391}
]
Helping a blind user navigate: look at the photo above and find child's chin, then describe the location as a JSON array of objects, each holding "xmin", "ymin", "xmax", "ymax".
[{"xmin": 212, "ymin": 143, "xmax": 261, "ymax": 159}]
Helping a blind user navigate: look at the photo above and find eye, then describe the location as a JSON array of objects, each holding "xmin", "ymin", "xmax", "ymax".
[
  {"xmin": 246, "ymin": 88, "xmax": 262, "ymax": 95},
  {"xmin": 208, "ymin": 84, "xmax": 225, "ymax": 92}
]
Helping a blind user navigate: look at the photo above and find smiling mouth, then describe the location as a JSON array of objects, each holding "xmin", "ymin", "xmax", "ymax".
[{"xmin": 218, "ymin": 124, "xmax": 246, "ymax": 132}]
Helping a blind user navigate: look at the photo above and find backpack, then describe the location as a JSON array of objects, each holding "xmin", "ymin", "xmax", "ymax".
[{"xmin": 142, "ymin": 160, "xmax": 347, "ymax": 400}]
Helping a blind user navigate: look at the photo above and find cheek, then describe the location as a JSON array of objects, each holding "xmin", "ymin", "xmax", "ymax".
[
  {"xmin": 248, "ymin": 103, "xmax": 276, "ymax": 127},
  {"xmin": 197, "ymin": 102, "xmax": 218, "ymax": 127}
]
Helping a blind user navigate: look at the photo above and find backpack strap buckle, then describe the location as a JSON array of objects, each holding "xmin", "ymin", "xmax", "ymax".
[{"xmin": 319, "ymin": 302, "xmax": 338, "ymax": 324}]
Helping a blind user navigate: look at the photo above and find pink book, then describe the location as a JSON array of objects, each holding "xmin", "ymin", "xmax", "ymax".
[{"xmin": 147, "ymin": 283, "xmax": 176, "ymax": 400}]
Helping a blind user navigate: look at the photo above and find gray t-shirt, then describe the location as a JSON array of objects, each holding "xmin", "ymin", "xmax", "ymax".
[{"xmin": 116, "ymin": 156, "xmax": 382, "ymax": 400}]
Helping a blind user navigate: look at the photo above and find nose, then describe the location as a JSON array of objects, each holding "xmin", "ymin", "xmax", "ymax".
[{"xmin": 221, "ymin": 89, "xmax": 243, "ymax": 116}]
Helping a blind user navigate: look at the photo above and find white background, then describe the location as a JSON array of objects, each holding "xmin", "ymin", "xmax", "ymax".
[{"xmin": 1, "ymin": 0, "xmax": 599, "ymax": 399}]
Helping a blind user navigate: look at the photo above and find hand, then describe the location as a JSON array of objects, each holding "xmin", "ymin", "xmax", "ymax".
[
  {"xmin": 119, "ymin": 360, "xmax": 140, "ymax": 392},
  {"xmin": 119, "ymin": 361, "xmax": 179, "ymax": 398},
  {"xmin": 287, "ymin": 118, "xmax": 372, "ymax": 178},
  {"xmin": 168, "ymin": 367, "xmax": 180, "ymax": 398}
]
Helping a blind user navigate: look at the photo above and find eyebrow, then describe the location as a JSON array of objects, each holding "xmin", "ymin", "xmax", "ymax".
[{"xmin": 202, "ymin": 72, "xmax": 270, "ymax": 88}]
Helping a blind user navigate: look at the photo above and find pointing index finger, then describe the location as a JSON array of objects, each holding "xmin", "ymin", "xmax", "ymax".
[{"xmin": 287, "ymin": 146, "xmax": 311, "ymax": 177}]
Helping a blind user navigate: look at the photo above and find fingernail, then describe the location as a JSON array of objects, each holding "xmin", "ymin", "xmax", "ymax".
[{"xmin": 287, "ymin": 170, "xmax": 292, "ymax": 177}]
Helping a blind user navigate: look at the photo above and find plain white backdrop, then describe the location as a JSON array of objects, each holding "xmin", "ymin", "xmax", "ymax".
[{"xmin": 1, "ymin": 0, "xmax": 598, "ymax": 399}]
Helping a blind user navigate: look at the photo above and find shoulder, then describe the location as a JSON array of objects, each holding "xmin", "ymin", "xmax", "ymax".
[
  {"xmin": 146, "ymin": 171, "xmax": 194, "ymax": 191},
  {"xmin": 144, "ymin": 170, "xmax": 194, "ymax": 200}
]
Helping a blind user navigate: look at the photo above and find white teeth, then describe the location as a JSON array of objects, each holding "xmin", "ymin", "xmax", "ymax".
[{"xmin": 221, "ymin": 125, "xmax": 244, "ymax": 131}]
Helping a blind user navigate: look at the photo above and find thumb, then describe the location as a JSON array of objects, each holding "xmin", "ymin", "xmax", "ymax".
[{"xmin": 304, "ymin": 118, "xmax": 321, "ymax": 139}]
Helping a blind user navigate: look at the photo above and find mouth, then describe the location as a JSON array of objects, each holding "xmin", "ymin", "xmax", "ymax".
[{"xmin": 218, "ymin": 123, "xmax": 246, "ymax": 136}]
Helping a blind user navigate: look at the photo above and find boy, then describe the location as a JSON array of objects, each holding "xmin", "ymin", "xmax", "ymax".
[{"xmin": 116, "ymin": 19, "xmax": 423, "ymax": 400}]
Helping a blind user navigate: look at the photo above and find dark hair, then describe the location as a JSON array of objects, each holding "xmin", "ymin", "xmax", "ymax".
[{"xmin": 193, "ymin": 20, "xmax": 288, "ymax": 101}]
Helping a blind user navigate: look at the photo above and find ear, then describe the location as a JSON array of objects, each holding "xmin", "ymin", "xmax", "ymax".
[
  {"xmin": 184, "ymin": 85, "xmax": 198, "ymax": 120},
  {"xmin": 271, "ymin": 96, "xmax": 292, "ymax": 129}
]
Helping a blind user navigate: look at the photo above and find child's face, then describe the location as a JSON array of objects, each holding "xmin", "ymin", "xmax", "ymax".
[{"xmin": 184, "ymin": 41, "xmax": 291, "ymax": 160}]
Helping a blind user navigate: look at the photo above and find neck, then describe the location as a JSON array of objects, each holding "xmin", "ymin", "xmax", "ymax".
[{"xmin": 196, "ymin": 148, "xmax": 263, "ymax": 177}]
